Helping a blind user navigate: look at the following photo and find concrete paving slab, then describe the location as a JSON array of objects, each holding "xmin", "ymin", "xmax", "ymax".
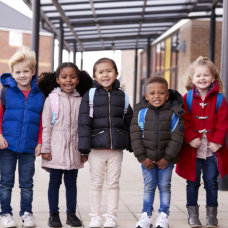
[{"xmin": 2, "ymin": 152, "xmax": 228, "ymax": 228}]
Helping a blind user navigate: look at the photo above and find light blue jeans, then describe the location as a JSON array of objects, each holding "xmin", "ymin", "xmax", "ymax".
[{"xmin": 141, "ymin": 163, "xmax": 174, "ymax": 216}]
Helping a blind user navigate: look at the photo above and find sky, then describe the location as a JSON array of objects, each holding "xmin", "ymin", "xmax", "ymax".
[{"xmin": 0, "ymin": 0, "xmax": 121, "ymax": 76}]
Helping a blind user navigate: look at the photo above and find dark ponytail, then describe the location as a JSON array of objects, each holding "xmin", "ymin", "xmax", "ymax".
[{"xmin": 37, "ymin": 72, "xmax": 58, "ymax": 97}]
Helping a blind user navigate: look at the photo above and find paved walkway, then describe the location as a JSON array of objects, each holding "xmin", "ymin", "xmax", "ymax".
[{"xmin": 5, "ymin": 152, "xmax": 228, "ymax": 228}]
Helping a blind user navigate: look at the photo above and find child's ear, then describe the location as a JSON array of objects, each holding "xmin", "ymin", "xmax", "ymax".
[
  {"xmin": 166, "ymin": 92, "xmax": 169, "ymax": 100},
  {"xmin": 144, "ymin": 93, "xmax": 149, "ymax": 101},
  {"xmin": 56, "ymin": 77, "xmax": 60, "ymax": 85},
  {"xmin": 31, "ymin": 68, "xmax": 36, "ymax": 76}
]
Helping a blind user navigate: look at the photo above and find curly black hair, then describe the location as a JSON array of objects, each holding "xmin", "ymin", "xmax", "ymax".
[{"xmin": 37, "ymin": 62, "xmax": 93, "ymax": 97}]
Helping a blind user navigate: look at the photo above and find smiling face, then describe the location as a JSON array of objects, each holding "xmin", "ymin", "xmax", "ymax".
[
  {"xmin": 145, "ymin": 82, "xmax": 169, "ymax": 107},
  {"xmin": 191, "ymin": 65, "xmax": 214, "ymax": 93},
  {"xmin": 12, "ymin": 60, "xmax": 35, "ymax": 90},
  {"xmin": 93, "ymin": 61, "xmax": 118, "ymax": 91},
  {"xmin": 56, "ymin": 66, "xmax": 79, "ymax": 93}
]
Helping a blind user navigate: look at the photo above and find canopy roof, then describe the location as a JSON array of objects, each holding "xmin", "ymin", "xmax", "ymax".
[{"xmin": 24, "ymin": 0, "xmax": 223, "ymax": 52}]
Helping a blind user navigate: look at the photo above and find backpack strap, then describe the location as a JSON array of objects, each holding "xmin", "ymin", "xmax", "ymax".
[
  {"xmin": 186, "ymin": 89, "xmax": 193, "ymax": 113},
  {"xmin": 124, "ymin": 92, "xmax": 130, "ymax": 115},
  {"xmin": 138, "ymin": 108, "xmax": 148, "ymax": 138},
  {"xmin": 170, "ymin": 113, "xmax": 179, "ymax": 133},
  {"xmin": 49, "ymin": 92, "xmax": 60, "ymax": 124},
  {"xmin": 216, "ymin": 93, "xmax": 224, "ymax": 112},
  {"xmin": 89, "ymin": 88, "xmax": 130, "ymax": 118},
  {"xmin": 187, "ymin": 89, "xmax": 223, "ymax": 113},
  {"xmin": 89, "ymin": 87, "xmax": 96, "ymax": 118},
  {"xmin": 0, "ymin": 86, "xmax": 8, "ymax": 112}
]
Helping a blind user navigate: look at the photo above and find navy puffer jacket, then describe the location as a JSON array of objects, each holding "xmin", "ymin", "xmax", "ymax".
[{"xmin": 78, "ymin": 79, "xmax": 133, "ymax": 154}]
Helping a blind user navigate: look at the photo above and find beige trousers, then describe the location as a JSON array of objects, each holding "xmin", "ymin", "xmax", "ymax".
[{"xmin": 88, "ymin": 149, "xmax": 123, "ymax": 216}]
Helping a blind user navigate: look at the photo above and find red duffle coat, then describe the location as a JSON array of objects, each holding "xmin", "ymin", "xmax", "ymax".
[{"xmin": 176, "ymin": 81, "xmax": 228, "ymax": 181}]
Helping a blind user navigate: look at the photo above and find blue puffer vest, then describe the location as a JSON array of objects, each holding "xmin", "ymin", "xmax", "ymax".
[{"xmin": 1, "ymin": 73, "xmax": 44, "ymax": 154}]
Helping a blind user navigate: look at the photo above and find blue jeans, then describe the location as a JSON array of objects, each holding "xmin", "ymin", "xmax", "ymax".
[
  {"xmin": 186, "ymin": 156, "xmax": 219, "ymax": 207},
  {"xmin": 48, "ymin": 168, "xmax": 78, "ymax": 215},
  {"xmin": 141, "ymin": 163, "xmax": 174, "ymax": 216},
  {"xmin": 0, "ymin": 150, "xmax": 35, "ymax": 216}
]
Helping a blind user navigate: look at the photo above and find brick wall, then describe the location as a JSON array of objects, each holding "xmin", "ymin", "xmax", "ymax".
[
  {"xmin": 0, "ymin": 30, "xmax": 52, "ymax": 76},
  {"xmin": 178, "ymin": 19, "xmax": 222, "ymax": 95}
]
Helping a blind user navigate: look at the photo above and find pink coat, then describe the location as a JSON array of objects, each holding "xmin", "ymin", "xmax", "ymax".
[{"xmin": 41, "ymin": 88, "xmax": 83, "ymax": 170}]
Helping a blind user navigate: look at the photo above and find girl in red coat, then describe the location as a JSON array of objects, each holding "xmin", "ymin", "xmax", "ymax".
[{"xmin": 176, "ymin": 56, "xmax": 228, "ymax": 228}]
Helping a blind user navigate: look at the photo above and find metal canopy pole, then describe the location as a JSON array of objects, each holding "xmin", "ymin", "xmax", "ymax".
[
  {"xmin": 51, "ymin": 33, "xmax": 56, "ymax": 71},
  {"xmin": 133, "ymin": 48, "xmax": 138, "ymax": 108},
  {"xmin": 73, "ymin": 41, "xmax": 77, "ymax": 65},
  {"xmin": 58, "ymin": 19, "xmax": 63, "ymax": 65},
  {"xmin": 147, "ymin": 37, "xmax": 151, "ymax": 78},
  {"xmin": 219, "ymin": 0, "xmax": 228, "ymax": 191},
  {"xmin": 31, "ymin": 0, "xmax": 40, "ymax": 75},
  {"xmin": 80, "ymin": 52, "xmax": 83, "ymax": 70},
  {"xmin": 209, "ymin": 4, "xmax": 216, "ymax": 62}
]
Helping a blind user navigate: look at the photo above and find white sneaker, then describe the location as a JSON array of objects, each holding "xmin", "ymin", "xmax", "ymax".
[
  {"xmin": 21, "ymin": 212, "xmax": 35, "ymax": 227},
  {"xmin": 155, "ymin": 212, "xmax": 168, "ymax": 228},
  {"xmin": 103, "ymin": 214, "xmax": 117, "ymax": 228},
  {"xmin": 89, "ymin": 214, "xmax": 102, "ymax": 228},
  {"xmin": 136, "ymin": 212, "xmax": 152, "ymax": 228},
  {"xmin": 1, "ymin": 214, "xmax": 17, "ymax": 227}
]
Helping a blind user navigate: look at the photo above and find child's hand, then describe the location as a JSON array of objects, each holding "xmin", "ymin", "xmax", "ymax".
[
  {"xmin": 0, "ymin": 134, "xmax": 8, "ymax": 149},
  {"xmin": 81, "ymin": 155, "xmax": 88, "ymax": 163},
  {"xmin": 156, "ymin": 158, "xmax": 168, "ymax": 169},
  {"xmin": 35, "ymin": 144, "xmax": 42, "ymax": 156},
  {"xmin": 209, "ymin": 142, "xmax": 222, "ymax": 153},
  {"xmin": 41, "ymin": 153, "xmax": 52, "ymax": 161},
  {"xmin": 189, "ymin": 138, "xmax": 201, "ymax": 148},
  {"xmin": 142, "ymin": 158, "xmax": 155, "ymax": 170}
]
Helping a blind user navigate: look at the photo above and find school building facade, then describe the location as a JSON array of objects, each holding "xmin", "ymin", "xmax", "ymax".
[
  {"xmin": 0, "ymin": 1, "xmax": 52, "ymax": 77},
  {"xmin": 123, "ymin": 19, "xmax": 223, "ymax": 104}
]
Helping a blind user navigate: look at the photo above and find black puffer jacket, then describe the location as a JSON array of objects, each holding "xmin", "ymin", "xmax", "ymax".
[
  {"xmin": 78, "ymin": 79, "xmax": 133, "ymax": 154},
  {"xmin": 130, "ymin": 89, "xmax": 184, "ymax": 164}
]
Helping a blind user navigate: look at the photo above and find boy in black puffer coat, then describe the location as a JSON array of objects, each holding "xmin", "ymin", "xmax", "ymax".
[
  {"xmin": 130, "ymin": 76, "xmax": 184, "ymax": 228},
  {"xmin": 78, "ymin": 58, "xmax": 133, "ymax": 228}
]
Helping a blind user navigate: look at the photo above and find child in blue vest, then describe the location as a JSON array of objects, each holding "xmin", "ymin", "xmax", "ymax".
[
  {"xmin": 130, "ymin": 76, "xmax": 184, "ymax": 228},
  {"xmin": 0, "ymin": 46, "xmax": 44, "ymax": 227},
  {"xmin": 78, "ymin": 58, "xmax": 133, "ymax": 228}
]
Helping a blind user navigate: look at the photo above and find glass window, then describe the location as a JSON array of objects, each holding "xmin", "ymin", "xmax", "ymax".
[{"xmin": 9, "ymin": 30, "xmax": 22, "ymax": 47}]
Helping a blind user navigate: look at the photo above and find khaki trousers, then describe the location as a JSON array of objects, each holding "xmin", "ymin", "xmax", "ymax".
[{"xmin": 88, "ymin": 149, "xmax": 123, "ymax": 216}]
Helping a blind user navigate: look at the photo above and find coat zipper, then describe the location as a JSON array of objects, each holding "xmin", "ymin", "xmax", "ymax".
[
  {"xmin": 108, "ymin": 91, "xmax": 113, "ymax": 149},
  {"xmin": 68, "ymin": 95, "xmax": 72, "ymax": 167},
  {"xmin": 155, "ymin": 111, "xmax": 159, "ymax": 161},
  {"xmin": 19, "ymin": 99, "xmax": 27, "ymax": 153}
]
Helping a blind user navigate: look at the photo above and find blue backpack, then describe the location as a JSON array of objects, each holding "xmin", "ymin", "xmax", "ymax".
[
  {"xmin": 138, "ymin": 108, "xmax": 179, "ymax": 138},
  {"xmin": 88, "ymin": 87, "xmax": 130, "ymax": 118},
  {"xmin": 186, "ymin": 89, "xmax": 224, "ymax": 113}
]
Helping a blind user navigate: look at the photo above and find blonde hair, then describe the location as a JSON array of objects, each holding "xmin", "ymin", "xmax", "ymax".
[
  {"xmin": 8, "ymin": 46, "xmax": 36, "ymax": 73},
  {"xmin": 185, "ymin": 56, "xmax": 224, "ymax": 94}
]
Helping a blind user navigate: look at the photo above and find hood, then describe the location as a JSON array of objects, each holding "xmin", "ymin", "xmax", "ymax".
[
  {"xmin": 0, "ymin": 73, "xmax": 38, "ymax": 89},
  {"xmin": 94, "ymin": 79, "xmax": 120, "ymax": 90},
  {"xmin": 135, "ymin": 89, "xmax": 184, "ymax": 116}
]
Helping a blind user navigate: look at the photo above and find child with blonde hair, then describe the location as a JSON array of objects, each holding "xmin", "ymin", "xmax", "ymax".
[
  {"xmin": 176, "ymin": 56, "xmax": 228, "ymax": 228},
  {"xmin": 0, "ymin": 46, "xmax": 44, "ymax": 227}
]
